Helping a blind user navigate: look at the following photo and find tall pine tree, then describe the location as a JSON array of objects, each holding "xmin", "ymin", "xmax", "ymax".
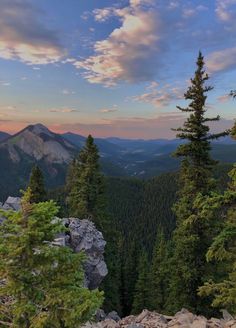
[
  {"xmin": 66, "ymin": 135, "xmax": 105, "ymax": 222},
  {"xmin": 167, "ymin": 52, "xmax": 228, "ymax": 314},
  {"xmin": 28, "ymin": 165, "xmax": 46, "ymax": 203},
  {"xmin": 66, "ymin": 135, "xmax": 122, "ymax": 314},
  {"xmin": 198, "ymin": 108, "xmax": 236, "ymax": 314}
]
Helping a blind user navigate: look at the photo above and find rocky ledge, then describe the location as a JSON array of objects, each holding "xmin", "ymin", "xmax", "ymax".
[{"xmin": 83, "ymin": 309, "xmax": 236, "ymax": 328}]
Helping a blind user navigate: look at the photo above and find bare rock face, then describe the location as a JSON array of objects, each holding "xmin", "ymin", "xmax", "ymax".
[
  {"xmin": 0, "ymin": 196, "xmax": 21, "ymax": 211},
  {"xmin": 0, "ymin": 198, "xmax": 108, "ymax": 290},
  {"xmin": 83, "ymin": 309, "xmax": 236, "ymax": 328},
  {"xmin": 0, "ymin": 123, "xmax": 75, "ymax": 164},
  {"xmin": 63, "ymin": 218, "xmax": 108, "ymax": 289}
]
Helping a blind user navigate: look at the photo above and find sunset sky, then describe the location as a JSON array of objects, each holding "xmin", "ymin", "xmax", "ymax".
[{"xmin": 0, "ymin": 0, "xmax": 235, "ymax": 138}]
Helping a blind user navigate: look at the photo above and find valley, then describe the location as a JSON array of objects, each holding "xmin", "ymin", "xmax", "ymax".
[{"xmin": 0, "ymin": 123, "xmax": 235, "ymax": 201}]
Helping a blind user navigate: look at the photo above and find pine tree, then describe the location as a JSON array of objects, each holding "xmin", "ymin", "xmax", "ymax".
[
  {"xmin": 198, "ymin": 109, "xmax": 236, "ymax": 314},
  {"xmin": 167, "ymin": 52, "xmax": 228, "ymax": 314},
  {"xmin": 132, "ymin": 251, "xmax": 151, "ymax": 314},
  {"xmin": 172, "ymin": 51, "xmax": 227, "ymax": 199},
  {"xmin": 66, "ymin": 136, "xmax": 122, "ymax": 315},
  {"xmin": 66, "ymin": 135, "xmax": 105, "ymax": 221},
  {"xmin": 149, "ymin": 230, "xmax": 169, "ymax": 312},
  {"xmin": 0, "ymin": 189, "xmax": 102, "ymax": 327},
  {"xmin": 120, "ymin": 239, "xmax": 139, "ymax": 316},
  {"xmin": 28, "ymin": 165, "xmax": 46, "ymax": 203}
]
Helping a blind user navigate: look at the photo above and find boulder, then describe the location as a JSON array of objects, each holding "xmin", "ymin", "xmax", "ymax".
[
  {"xmin": 83, "ymin": 308, "xmax": 236, "ymax": 328},
  {"xmin": 63, "ymin": 218, "xmax": 108, "ymax": 289},
  {"xmin": 96, "ymin": 309, "xmax": 107, "ymax": 322},
  {"xmin": 107, "ymin": 311, "xmax": 121, "ymax": 322}
]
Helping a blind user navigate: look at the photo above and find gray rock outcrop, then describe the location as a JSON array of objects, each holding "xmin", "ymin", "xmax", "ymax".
[
  {"xmin": 63, "ymin": 218, "xmax": 108, "ymax": 289},
  {"xmin": 0, "ymin": 198, "xmax": 108, "ymax": 289}
]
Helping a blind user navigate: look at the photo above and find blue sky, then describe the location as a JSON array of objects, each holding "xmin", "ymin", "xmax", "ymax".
[{"xmin": 0, "ymin": 0, "xmax": 235, "ymax": 138}]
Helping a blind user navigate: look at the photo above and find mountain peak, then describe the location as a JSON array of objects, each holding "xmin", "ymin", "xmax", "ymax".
[
  {"xmin": 27, "ymin": 123, "xmax": 53, "ymax": 137},
  {"xmin": 0, "ymin": 123, "xmax": 76, "ymax": 164}
]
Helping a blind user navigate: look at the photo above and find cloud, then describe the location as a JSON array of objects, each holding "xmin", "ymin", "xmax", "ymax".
[
  {"xmin": 0, "ymin": 0, "xmax": 65, "ymax": 65},
  {"xmin": 207, "ymin": 47, "xmax": 236, "ymax": 73},
  {"xmin": 100, "ymin": 108, "xmax": 118, "ymax": 113},
  {"xmin": 182, "ymin": 4, "xmax": 208, "ymax": 18},
  {"xmin": 0, "ymin": 105, "xmax": 16, "ymax": 112},
  {"xmin": 61, "ymin": 89, "xmax": 76, "ymax": 95},
  {"xmin": 217, "ymin": 94, "xmax": 231, "ymax": 102},
  {"xmin": 133, "ymin": 83, "xmax": 183, "ymax": 107},
  {"xmin": 182, "ymin": 8, "xmax": 195, "ymax": 18},
  {"xmin": 215, "ymin": 0, "xmax": 236, "ymax": 22},
  {"xmin": 93, "ymin": 7, "xmax": 115, "ymax": 22},
  {"xmin": 49, "ymin": 115, "xmax": 234, "ymax": 139},
  {"xmin": 75, "ymin": 0, "xmax": 233, "ymax": 86},
  {"xmin": 49, "ymin": 108, "xmax": 79, "ymax": 113},
  {"xmin": 0, "ymin": 81, "xmax": 11, "ymax": 86},
  {"xmin": 75, "ymin": 1, "xmax": 165, "ymax": 86}
]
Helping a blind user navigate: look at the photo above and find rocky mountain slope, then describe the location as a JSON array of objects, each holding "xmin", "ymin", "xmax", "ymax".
[
  {"xmin": 0, "ymin": 124, "xmax": 79, "ymax": 199},
  {"xmin": 0, "ymin": 123, "xmax": 76, "ymax": 164}
]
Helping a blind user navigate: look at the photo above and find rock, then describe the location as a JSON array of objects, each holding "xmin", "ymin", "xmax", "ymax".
[
  {"xmin": 96, "ymin": 309, "xmax": 107, "ymax": 322},
  {"xmin": 225, "ymin": 321, "xmax": 236, "ymax": 328},
  {"xmin": 221, "ymin": 310, "xmax": 234, "ymax": 321},
  {"xmin": 120, "ymin": 315, "xmax": 136, "ymax": 326},
  {"xmin": 136, "ymin": 310, "xmax": 149, "ymax": 323},
  {"xmin": 191, "ymin": 317, "xmax": 207, "ymax": 328},
  {"xmin": 168, "ymin": 308, "xmax": 196, "ymax": 327},
  {"xmin": 83, "ymin": 309, "xmax": 236, "ymax": 328},
  {"xmin": 65, "ymin": 218, "xmax": 108, "ymax": 289},
  {"xmin": 0, "ymin": 198, "xmax": 108, "ymax": 290},
  {"xmin": 0, "ymin": 196, "xmax": 21, "ymax": 211},
  {"xmin": 101, "ymin": 319, "xmax": 119, "ymax": 328},
  {"xmin": 107, "ymin": 311, "xmax": 121, "ymax": 322},
  {"xmin": 207, "ymin": 318, "xmax": 224, "ymax": 328}
]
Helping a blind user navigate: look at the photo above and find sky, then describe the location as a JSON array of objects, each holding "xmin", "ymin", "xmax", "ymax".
[{"xmin": 0, "ymin": 0, "xmax": 235, "ymax": 139}]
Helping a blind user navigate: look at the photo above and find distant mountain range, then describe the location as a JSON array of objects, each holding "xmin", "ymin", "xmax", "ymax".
[
  {"xmin": 0, "ymin": 123, "xmax": 235, "ymax": 200},
  {"xmin": 0, "ymin": 131, "xmax": 10, "ymax": 142}
]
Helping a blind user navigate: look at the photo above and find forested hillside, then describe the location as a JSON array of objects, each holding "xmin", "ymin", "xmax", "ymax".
[{"xmin": 48, "ymin": 162, "xmax": 231, "ymax": 316}]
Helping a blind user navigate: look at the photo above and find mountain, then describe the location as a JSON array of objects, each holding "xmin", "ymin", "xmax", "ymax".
[
  {"xmin": 0, "ymin": 124, "xmax": 235, "ymax": 200},
  {"xmin": 0, "ymin": 131, "xmax": 10, "ymax": 142},
  {"xmin": 1, "ymin": 123, "xmax": 76, "ymax": 164},
  {"xmin": 104, "ymin": 136, "xmax": 236, "ymax": 177},
  {"xmin": 0, "ymin": 124, "xmax": 127, "ymax": 201},
  {"xmin": 0, "ymin": 124, "xmax": 78, "ymax": 200},
  {"xmin": 62, "ymin": 132, "xmax": 124, "ymax": 158}
]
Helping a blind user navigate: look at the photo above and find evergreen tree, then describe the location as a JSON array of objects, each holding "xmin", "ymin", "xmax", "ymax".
[
  {"xmin": 132, "ymin": 251, "xmax": 151, "ymax": 314},
  {"xmin": 0, "ymin": 189, "xmax": 102, "ymax": 327},
  {"xmin": 66, "ymin": 136, "xmax": 122, "ymax": 315},
  {"xmin": 198, "ymin": 112, "xmax": 236, "ymax": 314},
  {"xmin": 121, "ymin": 239, "xmax": 139, "ymax": 316},
  {"xmin": 167, "ymin": 52, "xmax": 228, "ymax": 314},
  {"xmin": 66, "ymin": 135, "xmax": 105, "ymax": 221},
  {"xmin": 28, "ymin": 165, "xmax": 46, "ymax": 203},
  {"xmin": 149, "ymin": 230, "xmax": 169, "ymax": 312}
]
